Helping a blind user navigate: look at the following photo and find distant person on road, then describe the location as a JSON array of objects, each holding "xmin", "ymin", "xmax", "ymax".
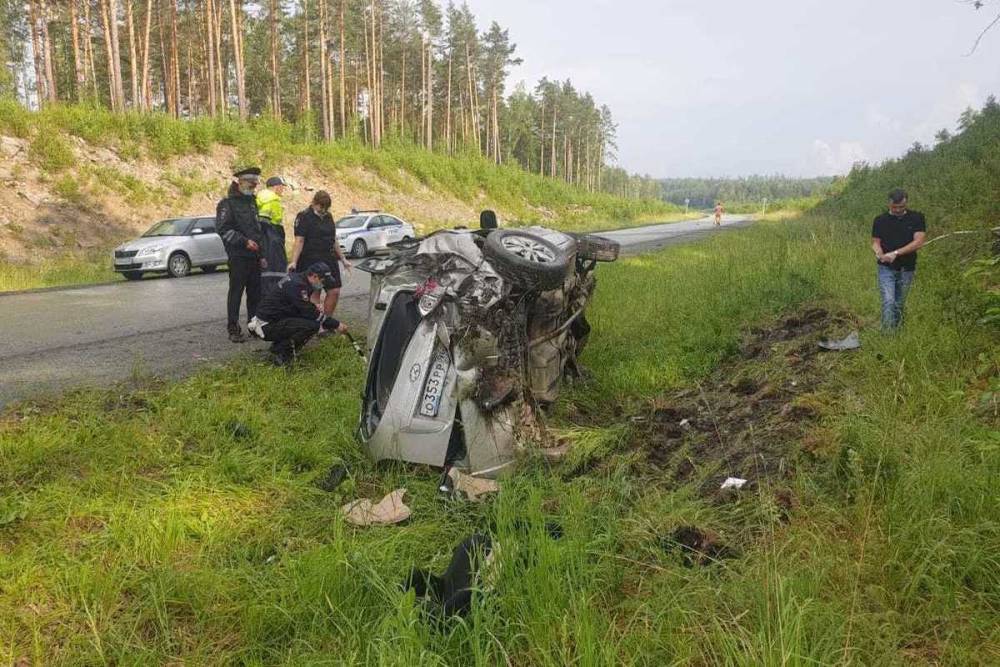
[
  {"xmin": 217, "ymin": 167, "xmax": 267, "ymax": 343},
  {"xmin": 714, "ymin": 202, "xmax": 724, "ymax": 226},
  {"xmin": 248, "ymin": 262, "xmax": 348, "ymax": 367},
  {"xmin": 288, "ymin": 191, "xmax": 352, "ymax": 317},
  {"xmin": 871, "ymin": 188, "xmax": 926, "ymax": 330},
  {"xmin": 256, "ymin": 176, "xmax": 290, "ymax": 295}
]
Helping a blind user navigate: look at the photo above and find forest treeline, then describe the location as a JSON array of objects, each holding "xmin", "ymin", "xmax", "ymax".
[
  {"xmin": 4, "ymin": 0, "xmax": 665, "ymax": 199},
  {"xmin": 658, "ymin": 175, "xmax": 838, "ymax": 209}
]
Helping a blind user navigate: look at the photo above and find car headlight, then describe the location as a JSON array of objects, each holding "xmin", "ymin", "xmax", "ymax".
[{"xmin": 137, "ymin": 246, "xmax": 163, "ymax": 256}]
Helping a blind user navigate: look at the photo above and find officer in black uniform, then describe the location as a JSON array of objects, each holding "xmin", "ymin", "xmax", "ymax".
[
  {"xmin": 248, "ymin": 262, "xmax": 348, "ymax": 366},
  {"xmin": 217, "ymin": 167, "xmax": 267, "ymax": 342}
]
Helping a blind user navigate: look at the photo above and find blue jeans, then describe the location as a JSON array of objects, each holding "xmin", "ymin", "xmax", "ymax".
[{"xmin": 877, "ymin": 264, "xmax": 915, "ymax": 330}]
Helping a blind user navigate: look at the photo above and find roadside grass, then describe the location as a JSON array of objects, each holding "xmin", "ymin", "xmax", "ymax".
[
  {"xmin": 0, "ymin": 252, "xmax": 118, "ymax": 293},
  {"xmin": 1, "ymin": 211, "xmax": 997, "ymax": 664}
]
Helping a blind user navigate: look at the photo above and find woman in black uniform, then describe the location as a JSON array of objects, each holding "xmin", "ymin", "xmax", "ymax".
[{"xmin": 288, "ymin": 190, "xmax": 352, "ymax": 316}]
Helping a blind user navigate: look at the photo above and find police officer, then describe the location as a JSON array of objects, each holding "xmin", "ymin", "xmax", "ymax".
[
  {"xmin": 248, "ymin": 262, "xmax": 348, "ymax": 366},
  {"xmin": 217, "ymin": 167, "xmax": 267, "ymax": 342},
  {"xmin": 256, "ymin": 176, "xmax": 290, "ymax": 296}
]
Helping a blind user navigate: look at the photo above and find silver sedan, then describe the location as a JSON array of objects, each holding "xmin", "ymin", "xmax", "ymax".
[
  {"xmin": 112, "ymin": 216, "xmax": 227, "ymax": 280},
  {"xmin": 336, "ymin": 212, "xmax": 416, "ymax": 258}
]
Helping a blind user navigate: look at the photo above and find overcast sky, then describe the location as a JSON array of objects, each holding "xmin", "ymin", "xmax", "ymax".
[{"xmin": 465, "ymin": 0, "xmax": 1000, "ymax": 178}]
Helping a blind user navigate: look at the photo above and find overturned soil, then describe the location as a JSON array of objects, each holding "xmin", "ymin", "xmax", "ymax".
[{"xmin": 634, "ymin": 307, "xmax": 858, "ymax": 498}]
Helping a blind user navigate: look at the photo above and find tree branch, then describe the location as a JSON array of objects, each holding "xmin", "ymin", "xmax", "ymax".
[{"xmin": 966, "ymin": 11, "xmax": 1000, "ymax": 56}]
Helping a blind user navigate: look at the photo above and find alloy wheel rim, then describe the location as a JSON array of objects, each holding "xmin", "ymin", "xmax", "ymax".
[
  {"xmin": 500, "ymin": 235, "xmax": 556, "ymax": 263},
  {"xmin": 171, "ymin": 256, "xmax": 188, "ymax": 274}
]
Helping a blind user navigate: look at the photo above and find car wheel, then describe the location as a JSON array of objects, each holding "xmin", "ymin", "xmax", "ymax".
[
  {"xmin": 351, "ymin": 239, "xmax": 368, "ymax": 258},
  {"xmin": 122, "ymin": 271, "xmax": 143, "ymax": 281},
  {"xmin": 201, "ymin": 265, "xmax": 219, "ymax": 274},
  {"xmin": 484, "ymin": 229, "xmax": 570, "ymax": 290},
  {"xmin": 167, "ymin": 252, "xmax": 191, "ymax": 278}
]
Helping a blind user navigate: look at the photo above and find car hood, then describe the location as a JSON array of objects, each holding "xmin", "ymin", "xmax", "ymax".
[{"xmin": 117, "ymin": 236, "xmax": 183, "ymax": 251}]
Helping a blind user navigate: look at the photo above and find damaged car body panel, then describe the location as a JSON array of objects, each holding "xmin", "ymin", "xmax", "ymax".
[{"xmin": 357, "ymin": 226, "xmax": 618, "ymax": 478}]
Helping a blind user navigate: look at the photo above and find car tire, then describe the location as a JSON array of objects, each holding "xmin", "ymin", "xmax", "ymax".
[
  {"xmin": 167, "ymin": 252, "xmax": 191, "ymax": 278},
  {"xmin": 201, "ymin": 265, "xmax": 219, "ymax": 273},
  {"xmin": 351, "ymin": 239, "xmax": 368, "ymax": 258},
  {"xmin": 483, "ymin": 229, "xmax": 570, "ymax": 291},
  {"xmin": 122, "ymin": 271, "xmax": 143, "ymax": 281}
]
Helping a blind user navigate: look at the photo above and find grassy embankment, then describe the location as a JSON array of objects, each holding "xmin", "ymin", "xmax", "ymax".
[
  {"xmin": 0, "ymin": 103, "xmax": 684, "ymax": 292},
  {"xmin": 1, "ymin": 107, "xmax": 998, "ymax": 663}
]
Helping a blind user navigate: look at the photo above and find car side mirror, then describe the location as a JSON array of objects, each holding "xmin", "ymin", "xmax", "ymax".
[{"xmin": 192, "ymin": 229, "xmax": 204, "ymax": 235}]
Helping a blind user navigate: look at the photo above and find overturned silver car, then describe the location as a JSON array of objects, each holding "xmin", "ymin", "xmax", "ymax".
[{"xmin": 355, "ymin": 225, "xmax": 619, "ymax": 478}]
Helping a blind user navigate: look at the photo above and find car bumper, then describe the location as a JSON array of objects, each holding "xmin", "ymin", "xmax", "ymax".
[{"xmin": 113, "ymin": 257, "xmax": 167, "ymax": 272}]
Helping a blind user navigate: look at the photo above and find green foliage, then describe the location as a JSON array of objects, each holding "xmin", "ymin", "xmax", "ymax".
[
  {"xmin": 659, "ymin": 175, "xmax": 839, "ymax": 210},
  {"xmin": 52, "ymin": 174, "xmax": 84, "ymax": 203},
  {"xmin": 28, "ymin": 130, "xmax": 75, "ymax": 172}
]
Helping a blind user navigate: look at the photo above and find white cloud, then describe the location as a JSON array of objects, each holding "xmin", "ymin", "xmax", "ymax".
[{"xmin": 811, "ymin": 140, "xmax": 869, "ymax": 175}]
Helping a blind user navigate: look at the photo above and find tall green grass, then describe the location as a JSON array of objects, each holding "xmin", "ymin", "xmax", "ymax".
[
  {"xmin": 0, "ymin": 252, "xmax": 118, "ymax": 293},
  {"xmin": 1, "ymin": 210, "xmax": 996, "ymax": 664}
]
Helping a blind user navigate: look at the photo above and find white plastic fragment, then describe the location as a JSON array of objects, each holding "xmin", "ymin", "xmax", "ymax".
[{"xmin": 720, "ymin": 477, "xmax": 748, "ymax": 490}]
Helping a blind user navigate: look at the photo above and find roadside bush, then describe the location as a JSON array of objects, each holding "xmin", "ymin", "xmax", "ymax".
[{"xmin": 28, "ymin": 130, "xmax": 75, "ymax": 171}]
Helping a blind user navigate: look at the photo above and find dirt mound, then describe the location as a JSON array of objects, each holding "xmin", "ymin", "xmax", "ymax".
[{"xmin": 637, "ymin": 307, "xmax": 858, "ymax": 498}]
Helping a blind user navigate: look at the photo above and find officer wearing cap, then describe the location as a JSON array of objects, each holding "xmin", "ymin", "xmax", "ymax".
[
  {"xmin": 256, "ymin": 176, "xmax": 290, "ymax": 296},
  {"xmin": 248, "ymin": 261, "xmax": 348, "ymax": 366},
  {"xmin": 217, "ymin": 167, "xmax": 267, "ymax": 342}
]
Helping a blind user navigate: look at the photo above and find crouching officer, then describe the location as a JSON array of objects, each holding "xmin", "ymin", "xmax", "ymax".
[
  {"xmin": 248, "ymin": 262, "xmax": 348, "ymax": 366},
  {"xmin": 218, "ymin": 167, "xmax": 267, "ymax": 343}
]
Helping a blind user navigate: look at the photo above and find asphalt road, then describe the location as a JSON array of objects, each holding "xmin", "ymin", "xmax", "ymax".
[{"xmin": 0, "ymin": 214, "xmax": 747, "ymax": 408}]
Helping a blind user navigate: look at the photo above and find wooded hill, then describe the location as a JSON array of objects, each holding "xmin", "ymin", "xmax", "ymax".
[
  {"xmin": 6, "ymin": 0, "xmax": 661, "ymax": 198},
  {"xmin": 658, "ymin": 175, "xmax": 838, "ymax": 210}
]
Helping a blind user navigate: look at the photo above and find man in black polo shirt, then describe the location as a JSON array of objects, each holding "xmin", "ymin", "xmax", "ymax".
[{"xmin": 871, "ymin": 188, "xmax": 927, "ymax": 330}]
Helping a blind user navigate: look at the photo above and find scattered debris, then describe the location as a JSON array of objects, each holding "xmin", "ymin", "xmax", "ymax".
[
  {"xmin": 720, "ymin": 477, "xmax": 748, "ymax": 490},
  {"xmin": 402, "ymin": 533, "xmax": 496, "ymax": 619},
  {"xmin": 316, "ymin": 463, "xmax": 349, "ymax": 492},
  {"xmin": 443, "ymin": 468, "xmax": 500, "ymax": 502},
  {"xmin": 342, "ymin": 488, "xmax": 411, "ymax": 526},
  {"xmin": 818, "ymin": 330, "xmax": 861, "ymax": 351}
]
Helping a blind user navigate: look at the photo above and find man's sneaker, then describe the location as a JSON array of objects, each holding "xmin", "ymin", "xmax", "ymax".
[{"xmin": 229, "ymin": 330, "xmax": 246, "ymax": 343}]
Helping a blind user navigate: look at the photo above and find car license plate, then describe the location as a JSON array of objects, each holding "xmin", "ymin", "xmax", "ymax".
[{"xmin": 418, "ymin": 349, "xmax": 450, "ymax": 417}]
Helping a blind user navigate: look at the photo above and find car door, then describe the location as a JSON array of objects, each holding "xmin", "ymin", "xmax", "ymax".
[
  {"xmin": 371, "ymin": 216, "xmax": 391, "ymax": 251},
  {"xmin": 383, "ymin": 216, "xmax": 406, "ymax": 244},
  {"xmin": 189, "ymin": 217, "xmax": 224, "ymax": 265}
]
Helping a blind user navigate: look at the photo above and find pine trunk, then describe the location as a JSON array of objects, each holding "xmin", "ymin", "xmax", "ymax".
[
  {"xmin": 108, "ymin": 0, "xmax": 125, "ymax": 109},
  {"xmin": 338, "ymin": 0, "xmax": 346, "ymax": 135},
  {"xmin": 269, "ymin": 0, "xmax": 281, "ymax": 119},
  {"xmin": 445, "ymin": 51, "xmax": 452, "ymax": 153},
  {"xmin": 318, "ymin": 0, "xmax": 331, "ymax": 140},
  {"xmin": 550, "ymin": 104, "xmax": 557, "ymax": 178},
  {"xmin": 204, "ymin": 0, "xmax": 216, "ymax": 114},
  {"xmin": 70, "ymin": 0, "xmax": 85, "ymax": 100},
  {"xmin": 170, "ymin": 0, "xmax": 181, "ymax": 115},
  {"xmin": 301, "ymin": 0, "xmax": 310, "ymax": 113},
  {"xmin": 127, "ymin": 0, "xmax": 138, "ymax": 107},
  {"xmin": 229, "ymin": 0, "xmax": 247, "ymax": 120},
  {"xmin": 28, "ymin": 0, "xmax": 46, "ymax": 106},
  {"xmin": 39, "ymin": 0, "xmax": 58, "ymax": 102}
]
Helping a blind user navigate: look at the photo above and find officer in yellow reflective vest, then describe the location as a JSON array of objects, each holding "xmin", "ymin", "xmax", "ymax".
[{"xmin": 256, "ymin": 176, "xmax": 290, "ymax": 294}]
